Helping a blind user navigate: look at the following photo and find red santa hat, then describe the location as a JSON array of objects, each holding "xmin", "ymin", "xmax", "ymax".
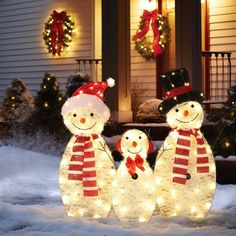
[{"xmin": 61, "ymin": 78, "xmax": 115, "ymax": 122}]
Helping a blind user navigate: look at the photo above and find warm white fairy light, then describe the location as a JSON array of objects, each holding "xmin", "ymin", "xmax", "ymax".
[
  {"xmin": 156, "ymin": 197, "xmax": 164, "ymax": 205},
  {"xmin": 175, "ymin": 205, "xmax": 181, "ymax": 210},
  {"xmin": 155, "ymin": 101, "xmax": 216, "ymax": 219},
  {"xmin": 209, "ymin": 182, "xmax": 216, "ymax": 190},
  {"xmin": 59, "ymin": 107, "xmax": 115, "ymax": 218},
  {"xmin": 194, "ymin": 188, "xmax": 200, "ymax": 194},
  {"xmin": 155, "ymin": 177, "xmax": 162, "ymax": 185},
  {"xmin": 171, "ymin": 189, "xmax": 177, "ymax": 198},
  {"xmin": 112, "ymin": 129, "xmax": 156, "ymax": 224}
]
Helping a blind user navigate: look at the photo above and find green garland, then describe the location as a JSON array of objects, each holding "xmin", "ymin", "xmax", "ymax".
[
  {"xmin": 134, "ymin": 14, "xmax": 170, "ymax": 61},
  {"xmin": 43, "ymin": 11, "xmax": 75, "ymax": 56}
]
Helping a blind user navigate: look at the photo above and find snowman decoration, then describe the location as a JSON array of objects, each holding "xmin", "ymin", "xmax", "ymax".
[
  {"xmin": 59, "ymin": 78, "xmax": 115, "ymax": 218},
  {"xmin": 112, "ymin": 129, "xmax": 156, "ymax": 224},
  {"xmin": 155, "ymin": 68, "xmax": 216, "ymax": 219}
]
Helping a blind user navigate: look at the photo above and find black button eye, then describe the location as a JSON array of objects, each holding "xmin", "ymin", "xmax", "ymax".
[
  {"xmin": 139, "ymin": 136, "xmax": 142, "ymax": 139},
  {"xmin": 191, "ymin": 104, "xmax": 194, "ymax": 108},
  {"xmin": 73, "ymin": 113, "xmax": 77, "ymax": 117},
  {"xmin": 175, "ymin": 109, "xmax": 179, "ymax": 112},
  {"xmin": 90, "ymin": 113, "xmax": 94, "ymax": 117},
  {"xmin": 126, "ymin": 137, "xmax": 129, "ymax": 140}
]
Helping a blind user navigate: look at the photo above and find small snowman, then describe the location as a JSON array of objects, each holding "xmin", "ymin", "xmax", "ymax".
[
  {"xmin": 112, "ymin": 129, "xmax": 156, "ymax": 224},
  {"xmin": 59, "ymin": 78, "xmax": 116, "ymax": 218},
  {"xmin": 154, "ymin": 68, "xmax": 216, "ymax": 219}
]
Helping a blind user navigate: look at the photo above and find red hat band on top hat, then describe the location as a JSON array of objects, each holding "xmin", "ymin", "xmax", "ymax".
[{"xmin": 166, "ymin": 84, "xmax": 192, "ymax": 99}]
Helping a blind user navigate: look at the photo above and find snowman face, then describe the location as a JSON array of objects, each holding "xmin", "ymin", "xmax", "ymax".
[
  {"xmin": 120, "ymin": 129, "xmax": 149, "ymax": 158},
  {"xmin": 63, "ymin": 108, "xmax": 104, "ymax": 135},
  {"xmin": 166, "ymin": 101, "xmax": 204, "ymax": 129}
]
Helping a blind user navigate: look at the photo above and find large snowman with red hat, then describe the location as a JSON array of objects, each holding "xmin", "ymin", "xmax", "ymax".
[
  {"xmin": 154, "ymin": 68, "xmax": 216, "ymax": 219},
  {"xmin": 59, "ymin": 78, "xmax": 115, "ymax": 218},
  {"xmin": 112, "ymin": 129, "xmax": 156, "ymax": 225}
]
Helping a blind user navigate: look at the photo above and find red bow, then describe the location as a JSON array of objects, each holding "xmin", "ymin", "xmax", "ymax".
[
  {"xmin": 50, "ymin": 10, "xmax": 66, "ymax": 55},
  {"xmin": 125, "ymin": 154, "xmax": 145, "ymax": 176},
  {"xmin": 133, "ymin": 9, "xmax": 162, "ymax": 57}
]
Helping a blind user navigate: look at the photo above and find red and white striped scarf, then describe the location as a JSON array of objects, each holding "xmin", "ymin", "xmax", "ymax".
[
  {"xmin": 172, "ymin": 129, "xmax": 209, "ymax": 185},
  {"xmin": 68, "ymin": 134, "xmax": 100, "ymax": 197}
]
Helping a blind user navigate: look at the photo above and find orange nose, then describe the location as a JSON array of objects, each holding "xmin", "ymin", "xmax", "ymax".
[
  {"xmin": 80, "ymin": 117, "xmax": 86, "ymax": 123},
  {"xmin": 183, "ymin": 110, "xmax": 189, "ymax": 117},
  {"xmin": 132, "ymin": 141, "xmax": 137, "ymax": 147}
]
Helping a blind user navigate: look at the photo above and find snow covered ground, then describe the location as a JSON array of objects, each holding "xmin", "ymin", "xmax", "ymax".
[{"xmin": 0, "ymin": 146, "xmax": 236, "ymax": 236}]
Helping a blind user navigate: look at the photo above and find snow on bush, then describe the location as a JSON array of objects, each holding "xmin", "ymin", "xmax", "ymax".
[
  {"xmin": 5, "ymin": 128, "xmax": 68, "ymax": 156},
  {"xmin": 137, "ymin": 99, "xmax": 163, "ymax": 117}
]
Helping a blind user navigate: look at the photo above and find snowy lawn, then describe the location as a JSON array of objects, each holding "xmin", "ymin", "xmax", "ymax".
[{"xmin": 0, "ymin": 146, "xmax": 236, "ymax": 236}]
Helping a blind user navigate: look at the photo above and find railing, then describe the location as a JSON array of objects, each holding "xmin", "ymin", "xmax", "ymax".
[
  {"xmin": 75, "ymin": 58, "xmax": 102, "ymax": 81},
  {"xmin": 202, "ymin": 51, "xmax": 232, "ymax": 102}
]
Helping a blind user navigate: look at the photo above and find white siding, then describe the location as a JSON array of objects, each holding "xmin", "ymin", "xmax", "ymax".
[
  {"xmin": 209, "ymin": 0, "xmax": 236, "ymax": 99},
  {"xmin": 0, "ymin": 0, "xmax": 93, "ymax": 101},
  {"xmin": 130, "ymin": 0, "xmax": 156, "ymax": 101}
]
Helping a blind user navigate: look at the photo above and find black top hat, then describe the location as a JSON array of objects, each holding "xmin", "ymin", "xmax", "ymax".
[{"xmin": 158, "ymin": 68, "xmax": 204, "ymax": 114}]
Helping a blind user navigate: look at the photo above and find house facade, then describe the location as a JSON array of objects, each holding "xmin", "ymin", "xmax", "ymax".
[{"xmin": 0, "ymin": 0, "xmax": 235, "ymax": 121}]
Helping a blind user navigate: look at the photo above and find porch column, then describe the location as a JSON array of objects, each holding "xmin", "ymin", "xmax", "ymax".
[
  {"xmin": 102, "ymin": 0, "xmax": 132, "ymax": 122},
  {"xmin": 175, "ymin": 0, "xmax": 202, "ymax": 91}
]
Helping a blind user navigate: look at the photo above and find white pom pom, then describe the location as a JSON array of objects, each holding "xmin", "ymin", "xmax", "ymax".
[{"xmin": 107, "ymin": 77, "xmax": 115, "ymax": 88}]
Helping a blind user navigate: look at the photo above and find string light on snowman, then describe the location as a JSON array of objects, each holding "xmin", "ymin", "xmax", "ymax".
[
  {"xmin": 59, "ymin": 78, "xmax": 116, "ymax": 219},
  {"xmin": 112, "ymin": 129, "xmax": 156, "ymax": 225},
  {"xmin": 155, "ymin": 68, "xmax": 216, "ymax": 219}
]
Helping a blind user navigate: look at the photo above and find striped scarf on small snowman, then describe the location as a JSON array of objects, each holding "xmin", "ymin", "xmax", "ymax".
[
  {"xmin": 68, "ymin": 134, "xmax": 100, "ymax": 197},
  {"xmin": 172, "ymin": 129, "xmax": 209, "ymax": 185}
]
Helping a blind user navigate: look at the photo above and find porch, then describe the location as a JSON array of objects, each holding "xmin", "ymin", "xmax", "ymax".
[{"xmin": 0, "ymin": 0, "xmax": 235, "ymax": 121}]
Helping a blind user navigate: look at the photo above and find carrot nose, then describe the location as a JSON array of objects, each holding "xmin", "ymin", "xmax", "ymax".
[
  {"xmin": 132, "ymin": 141, "xmax": 137, "ymax": 147},
  {"xmin": 80, "ymin": 117, "xmax": 86, "ymax": 123},
  {"xmin": 183, "ymin": 110, "xmax": 189, "ymax": 117}
]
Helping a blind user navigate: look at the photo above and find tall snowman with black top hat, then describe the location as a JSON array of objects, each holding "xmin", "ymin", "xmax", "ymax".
[{"xmin": 154, "ymin": 68, "xmax": 216, "ymax": 219}]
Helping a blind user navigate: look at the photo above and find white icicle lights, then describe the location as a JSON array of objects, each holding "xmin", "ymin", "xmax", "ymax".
[
  {"xmin": 59, "ymin": 78, "xmax": 115, "ymax": 218},
  {"xmin": 112, "ymin": 129, "xmax": 156, "ymax": 224},
  {"xmin": 155, "ymin": 68, "xmax": 216, "ymax": 219}
]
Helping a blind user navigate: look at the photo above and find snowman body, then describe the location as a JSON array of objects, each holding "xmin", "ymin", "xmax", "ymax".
[
  {"xmin": 59, "ymin": 107, "xmax": 115, "ymax": 218},
  {"xmin": 155, "ymin": 101, "xmax": 216, "ymax": 219},
  {"xmin": 112, "ymin": 129, "xmax": 156, "ymax": 223}
]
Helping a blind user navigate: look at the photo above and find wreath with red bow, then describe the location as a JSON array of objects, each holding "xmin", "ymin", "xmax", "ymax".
[
  {"xmin": 43, "ymin": 10, "xmax": 75, "ymax": 56},
  {"xmin": 133, "ymin": 10, "xmax": 170, "ymax": 61}
]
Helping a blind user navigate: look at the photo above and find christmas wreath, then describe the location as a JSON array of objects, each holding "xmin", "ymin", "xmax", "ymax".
[
  {"xmin": 43, "ymin": 10, "xmax": 75, "ymax": 56},
  {"xmin": 133, "ymin": 9, "xmax": 170, "ymax": 61}
]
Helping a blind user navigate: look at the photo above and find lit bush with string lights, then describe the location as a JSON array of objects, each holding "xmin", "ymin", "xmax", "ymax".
[
  {"xmin": 212, "ymin": 85, "xmax": 236, "ymax": 157},
  {"xmin": 29, "ymin": 73, "xmax": 64, "ymax": 134}
]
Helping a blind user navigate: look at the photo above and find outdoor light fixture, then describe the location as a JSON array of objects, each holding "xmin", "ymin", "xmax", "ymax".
[
  {"xmin": 166, "ymin": 0, "xmax": 175, "ymax": 10},
  {"xmin": 140, "ymin": 0, "xmax": 158, "ymax": 11}
]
